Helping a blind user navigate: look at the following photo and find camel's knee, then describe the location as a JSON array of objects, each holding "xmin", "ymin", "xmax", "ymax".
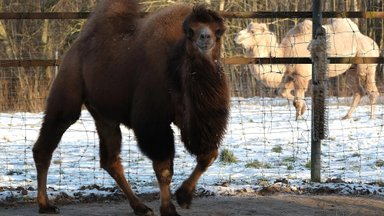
[
  {"xmin": 100, "ymin": 155, "xmax": 121, "ymax": 171},
  {"xmin": 155, "ymin": 166, "xmax": 173, "ymax": 184},
  {"xmin": 33, "ymin": 115, "xmax": 78, "ymax": 163},
  {"xmin": 279, "ymin": 89, "xmax": 294, "ymax": 100},
  {"xmin": 32, "ymin": 146, "xmax": 54, "ymax": 169},
  {"xmin": 152, "ymin": 160, "xmax": 177, "ymax": 216},
  {"xmin": 197, "ymin": 149, "xmax": 218, "ymax": 171},
  {"xmin": 101, "ymin": 160, "xmax": 126, "ymax": 181},
  {"xmin": 367, "ymin": 85, "xmax": 379, "ymax": 99},
  {"xmin": 293, "ymin": 99, "xmax": 303, "ymax": 110},
  {"xmin": 368, "ymin": 91, "xmax": 379, "ymax": 102},
  {"xmin": 277, "ymin": 78, "xmax": 294, "ymax": 99},
  {"xmin": 293, "ymin": 99, "xmax": 306, "ymax": 120}
]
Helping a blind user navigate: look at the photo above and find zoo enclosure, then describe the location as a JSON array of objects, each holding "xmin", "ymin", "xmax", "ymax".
[{"xmin": 0, "ymin": 0, "xmax": 384, "ymax": 199}]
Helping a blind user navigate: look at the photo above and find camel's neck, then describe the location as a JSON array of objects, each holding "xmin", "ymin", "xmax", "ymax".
[
  {"xmin": 173, "ymin": 42, "xmax": 230, "ymax": 155},
  {"xmin": 243, "ymin": 34, "xmax": 287, "ymax": 88},
  {"xmin": 246, "ymin": 43, "xmax": 284, "ymax": 58},
  {"xmin": 243, "ymin": 34, "xmax": 286, "ymax": 88},
  {"xmin": 246, "ymin": 33, "xmax": 283, "ymax": 58},
  {"xmin": 273, "ymin": 47, "xmax": 285, "ymax": 57}
]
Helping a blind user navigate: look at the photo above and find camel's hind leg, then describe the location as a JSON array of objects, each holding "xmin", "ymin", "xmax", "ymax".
[
  {"xmin": 361, "ymin": 64, "xmax": 379, "ymax": 119},
  {"xmin": 176, "ymin": 149, "xmax": 218, "ymax": 209},
  {"xmin": 95, "ymin": 120, "xmax": 154, "ymax": 216},
  {"xmin": 32, "ymin": 82, "xmax": 82, "ymax": 213},
  {"xmin": 342, "ymin": 67, "xmax": 363, "ymax": 119}
]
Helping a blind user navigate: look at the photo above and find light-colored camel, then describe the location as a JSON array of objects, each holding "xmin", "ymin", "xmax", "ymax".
[
  {"xmin": 234, "ymin": 22, "xmax": 295, "ymax": 99},
  {"xmin": 235, "ymin": 18, "xmax": 379, "ymax": 120}
]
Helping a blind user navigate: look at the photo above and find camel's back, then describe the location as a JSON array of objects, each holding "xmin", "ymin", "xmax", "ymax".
[
  {"xmin": 137, "ymin": 4, "xmax": 192, "ymax": 54},
  {"xmin": 326, "ymin": 18, "xmax": 359, "ymax": 57},
  {"xmin": 79, "ymin": 0, "xmax": 139, "ymax": 40},
  {"xmin": 356, "ymin": 34, "xmax": 379, "ymax": 57},
  {"xmin": 74, "ymin": 3, "xmax": 194, "ymax": 124},
  {"xmin": 280, "ymin": 20, "xmax": 312, "ymax": 57}
]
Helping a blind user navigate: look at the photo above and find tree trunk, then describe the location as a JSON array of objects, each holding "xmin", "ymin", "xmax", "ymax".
[
  {"xmin": 359, "ymin": 0, "xmax": 367, "ymax": 34},
  {"xmin": 336, "ymin": 0, "xmax": 345, "ymax": 10}
]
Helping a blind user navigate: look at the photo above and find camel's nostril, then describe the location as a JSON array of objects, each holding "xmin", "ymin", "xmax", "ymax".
[{"xmin": 200, "ymin": 33, "xmax": 211, "ymax": 40}]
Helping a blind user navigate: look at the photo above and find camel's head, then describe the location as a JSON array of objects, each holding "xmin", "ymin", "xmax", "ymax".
[
  {"xmin": 183, "ymin": 5, "xmax": 226, "ymax": 58},
  {"xmin": 235, "ymin": 22, "xmax": 277, "ymax": 57}
]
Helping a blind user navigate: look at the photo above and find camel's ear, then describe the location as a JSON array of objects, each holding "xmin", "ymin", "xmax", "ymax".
[
  {"xmin": 258, "ymin": 23, "xmax": 269, "ymax": 32},
  {"xmin": 248, "ymin": 22, "xmax": 268, "ymax": 33},
  {"xmin": 182, "ymin": 19, "xmax": 194, "ymax": 40}
]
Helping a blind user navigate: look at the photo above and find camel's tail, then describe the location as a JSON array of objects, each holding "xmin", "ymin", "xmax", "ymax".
[{"xmin": 80, "ymin": 0, "xmax": 139, "ymax": 38}]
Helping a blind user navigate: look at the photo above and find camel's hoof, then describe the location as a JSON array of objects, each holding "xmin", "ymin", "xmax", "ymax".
[
  {"xmin": 161, "ymin": 213, "xmax": 181, "ymax": 216},
  {"xmin": 38, "ymin": 204, "xmax": 60, "ymax": 214},
  {"xmin": 160, "ymin": 203, "xmax": 180, "ymax": 216},
  {"xmin": 134, "ymin": 205, "xmax": 154, "ymax": 216},
  {"xmin": 341, "ymin": 115, "xmax": 351, "ymax": 120},
  {"xmin": 175, "ymin": 187, "xmax": 193, "ymax": 209}
]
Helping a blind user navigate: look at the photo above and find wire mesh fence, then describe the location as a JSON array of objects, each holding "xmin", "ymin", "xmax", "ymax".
[
  {"xmin": 0, "ymin": 0, "xmax": 383, "ymax": 202},
  {"xmin": 1, "ymin": 96, "xmax": 383, "ymax": 194}
]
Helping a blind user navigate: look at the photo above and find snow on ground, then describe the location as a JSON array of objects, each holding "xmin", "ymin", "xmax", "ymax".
[{"xmin": 0, "ymin": 97, "xmax": 383, "ymax": 202}]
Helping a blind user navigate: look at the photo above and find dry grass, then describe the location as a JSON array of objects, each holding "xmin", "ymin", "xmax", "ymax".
[
  {"xmin": 0, "ymin": 0, "xmax": 383, "ymax": 112},
  {"xmin": 0, "ymin": 67, "xmax": 53, "ymax": 112}
]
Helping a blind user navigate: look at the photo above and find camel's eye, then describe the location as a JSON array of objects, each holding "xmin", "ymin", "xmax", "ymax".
[
  {"xmin": 215, "ymin": 29, "xmax": 224, "ymax": 38},
  {"xmin": 250, "ymin": 30, "xmax": 255, "ymax": 34},
  {"xmin": 187, "ymin": 28, "xmax": 194, "ymax": 39}
]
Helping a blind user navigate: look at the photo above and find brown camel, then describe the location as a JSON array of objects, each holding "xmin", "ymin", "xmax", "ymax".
[{"xmin": 32, "ymin": 1, "xmax": 230, "ymax": 215}]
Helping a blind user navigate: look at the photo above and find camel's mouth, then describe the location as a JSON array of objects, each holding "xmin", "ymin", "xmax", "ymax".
[
  {"xmin": 194, "ymin": 27, "xmax": 215, "ymax": 54},
  {"xmin": 196, "ymin": 41, "xmax": 214, "ymax": 53},
  {"xmin": 234, "ymin": 35, "xmax": 243, "ymax": 45},
  {"xmin": 234, "ymin": 33, "xmax": 252, "ymax": 48}
]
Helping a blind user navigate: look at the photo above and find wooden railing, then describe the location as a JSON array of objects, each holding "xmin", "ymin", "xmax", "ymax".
[{"xmin": 0, "ymin": 11, "xmax": 383, "ymax": 67}]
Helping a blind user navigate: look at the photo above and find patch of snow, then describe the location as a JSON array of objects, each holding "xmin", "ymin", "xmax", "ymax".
[{"xmin": 0, "ymin": 97, "xmax": 383, "ymax": 202}]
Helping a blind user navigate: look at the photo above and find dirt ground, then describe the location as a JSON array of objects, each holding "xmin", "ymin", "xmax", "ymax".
[{"xmin": 1, "ymin": 194, "xmax": 384, "ymax": 216}]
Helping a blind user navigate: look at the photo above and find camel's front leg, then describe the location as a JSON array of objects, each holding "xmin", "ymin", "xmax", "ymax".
[
  {"xmin": 153, "ymin": 160, "xmax": 179, "ymax": 216},
  {"xmin": 342, "ymin": 89, "xmax": 363, "ymax": 120},
  {"xmin": 343, "ymin": 67, "xmax": 364, "ymax": 120},
  {"xmin": 277, "ymin": 75, "xmax": 295, "ymax": 100},
  {"xmin": 134, "ymin": 123, "xmax": 178, "ymax": 216},
  {"xmin": 362, "ymin": 64, "xmax": 379, "ymax": 119},
  {"xmin": 176, "ymin": 149, "xmax": 218, "ymax": 209},
  {"xmin": 293, "ymin": 77, "xmax": 309, "ymax": 120}
]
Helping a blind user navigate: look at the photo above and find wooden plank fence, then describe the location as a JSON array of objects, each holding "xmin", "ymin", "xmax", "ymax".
[
  {"xmin": 0, "ymin": 11, "xmax": 383, "ymax": 19},
  {"xmin": 0, "ymin": 11, "xmax": 383, "ymax": 67},
  {"xmin": 0, "ymin": 57, "xmax": 382, "ymax": 68}
]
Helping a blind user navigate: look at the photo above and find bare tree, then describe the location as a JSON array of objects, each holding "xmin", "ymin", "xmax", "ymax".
[{"xmin": 0, "ymin": 0, "xmax": 382, "ymax": 111}]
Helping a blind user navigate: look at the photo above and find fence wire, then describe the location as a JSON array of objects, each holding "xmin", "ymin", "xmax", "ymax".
[
  {"xmin": 0, "ymin": 0, "xmax": 384, "ymax": 202},
  {"xmin": 1, "ymin": 97, "xmax": 383, "ymax": 193}
]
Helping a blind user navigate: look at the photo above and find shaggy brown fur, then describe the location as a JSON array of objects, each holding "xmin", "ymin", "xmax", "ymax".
[{"xmin": 32, "ymin": 1, "xmax": 229, "ymax": 215}]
